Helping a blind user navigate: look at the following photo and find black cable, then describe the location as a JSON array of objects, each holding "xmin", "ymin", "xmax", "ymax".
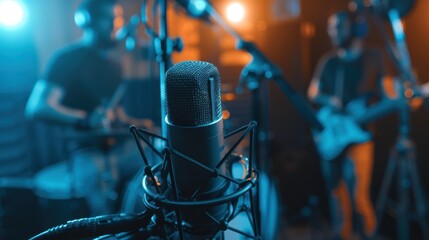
[{"xmin": 29, "ymin": 211, "xmax": 154, "ymax": 240}]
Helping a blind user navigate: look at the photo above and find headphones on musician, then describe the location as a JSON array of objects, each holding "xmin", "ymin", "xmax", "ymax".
[
  {"xmin": 73, "ymin": 0, "xmax": 117, "ymax": 29},
  {"xmin": 328, "ymin": 10, "xmax": 369, "ymax": 48},
  {"xmin": 74, "ymin": 7, "xmax": 92, "ymax": 29},
  {"xmin": 350, "ymin": 12, "xmax": 369, "ymax": 39}
]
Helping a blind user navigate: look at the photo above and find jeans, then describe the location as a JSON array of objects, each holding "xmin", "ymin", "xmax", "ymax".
[{"xmin": 321, "ymin": 141, "xmax": 376, "ymax": 239}]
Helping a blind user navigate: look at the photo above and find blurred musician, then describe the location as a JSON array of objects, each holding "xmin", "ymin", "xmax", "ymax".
[
  {"xmin": 25, "ymin": 0, "xmax": 151, "ymax": 216},
  {"xmin": 308, "ymin": 10, "xmax": 388, "ymax": 239}
]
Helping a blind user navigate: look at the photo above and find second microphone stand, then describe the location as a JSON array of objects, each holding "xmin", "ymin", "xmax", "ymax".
[
  {"xmin": 375, "ymin": 95, "xmax": 429, "ymax": 240},
  {"xmin": 372, "ymin": 8, "xmax": 429, "ymax": 240}
]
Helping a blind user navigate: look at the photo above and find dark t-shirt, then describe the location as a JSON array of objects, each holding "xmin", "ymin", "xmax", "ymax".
[
  {"xmin": 314, "ymin": 48, "xmax": 384, "ymax": 106},
  {"xmin": 45, "ymin": 45, "xmax": 122, "ymax": 113}
]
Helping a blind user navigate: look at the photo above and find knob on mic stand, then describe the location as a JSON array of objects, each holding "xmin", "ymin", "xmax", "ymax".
[{"xmin": 115, "ymin": 15, "xmax": 141, "ymax": 51}]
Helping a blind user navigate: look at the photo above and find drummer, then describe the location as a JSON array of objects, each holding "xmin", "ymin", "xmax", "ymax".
[{"xmin": 25, "ymin": 0, "xmax": 152, "ymax": 215}]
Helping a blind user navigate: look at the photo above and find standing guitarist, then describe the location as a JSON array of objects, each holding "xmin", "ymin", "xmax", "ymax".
[{"xmin": 308, "ymin": 10, "xmax": 387, "ymax": 239}]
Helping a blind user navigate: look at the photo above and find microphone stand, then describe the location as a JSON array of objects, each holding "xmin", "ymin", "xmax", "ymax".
[
  {"xmin": 372, "ymin": 8, "xmax": 429, "ymax": 240},
  {"xmin": 203, "ymin": 4, "xmax": 323, "ymax": 239},
  {"xmin": 156, "ymin": 0, "xmax": 171, "ymax": 138},
  {"xmin": 205, "ymin": 4, "xmax": 323, "ymax": 166},
  {"xmin": 140, "ymin": 0, "xmax": 183, "ymax": 138}
]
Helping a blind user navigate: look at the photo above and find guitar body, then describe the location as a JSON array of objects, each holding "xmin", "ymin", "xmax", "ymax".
[
  {"xmin": 311, "ymin": 78, "xmax": 428, "ymax": 161},
  {"xmin": 313, "ymin": 106, "xmax": 372, "ymax": 161}
]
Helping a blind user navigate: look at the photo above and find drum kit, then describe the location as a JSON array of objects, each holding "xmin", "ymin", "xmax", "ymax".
[
  {"xmin": 0, "ymin": 121, "xmax": 278, "ymax": 239},
  {"xmin": 24, "ymin": 0, "xmax": 283, "ymax": 239},
  {"xmin": 0, "ymin": 129, "xmax": 133, "ymax": 238}
]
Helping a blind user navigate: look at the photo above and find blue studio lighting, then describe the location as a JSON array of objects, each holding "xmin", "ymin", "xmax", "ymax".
[{"xmin": 0, "ymin": 0, "xmax": 25, "ymax": 28}]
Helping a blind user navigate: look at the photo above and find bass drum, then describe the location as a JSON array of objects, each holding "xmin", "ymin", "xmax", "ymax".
[
  {"xmin": 121, "ymin": 161, "xmax": 280, "ymax": 239},
  {"xmin": 33, "ymin": 162, "xmax": 89, "ymax": 229}
]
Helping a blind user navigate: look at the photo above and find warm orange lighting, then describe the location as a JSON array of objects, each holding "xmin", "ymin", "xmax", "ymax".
[
  {"xmin": 173, "ymin": 48, "xmax": 201, "ymax": 62},
  {"xmin": 301, "ymin": 22, "xmax": 315, "ymax": 38},
  {"xmin": 226, "ymin": 2, "xmax": 245, "ymax": 23},
  {"xmin": 382, "ymin": 76, "xmax": 423, "ymax": 111},
  {"xmin": 405, "ymin": 88, "xmax": 414, "ymax": 98},
  {"xmin": 222, "ymin": 93, "xmax": 236, "ymax": 102},
  {"xmin": 222, "ymin": 110, "xmax": 231, "ymax": 120},
  {"xmin": 256, "ymin": 21, "xmax": 267, "ymax": 31},
  {"xmin": 382, "ymin": 76, "xmax": 398, "ymax": 99},
  {"xmin": 409, "ymin": 98, "xmax": 423, "ymax": 110},
  {"xmin": 220, "ymin": 51, "xmax": 251, "ymax": 66},
  {"xmin": 113, "ymin": 4, "xmax": 124, "ymax": 30},
  {"xmin": 114, "ymin": 18, "xmax": 124, "ymax": 30}
]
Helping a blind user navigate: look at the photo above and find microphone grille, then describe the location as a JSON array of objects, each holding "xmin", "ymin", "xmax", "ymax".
[{"xmin": 165, "ymin": 61, "xmax": 222, "ymax": 126}]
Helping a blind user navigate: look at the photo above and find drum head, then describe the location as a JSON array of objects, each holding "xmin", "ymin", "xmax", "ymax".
[
  {"xmin": 34, "ymin": 162, "xmax": 90, "ymax": 231},
  {"xmin": 34, "ymin": 162, "xmax": 85, "ymax": 199}
]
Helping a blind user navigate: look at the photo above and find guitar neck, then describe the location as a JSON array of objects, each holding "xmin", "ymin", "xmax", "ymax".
[{"xmin": 355, "ymin": 99, "xmax": 398, "ymax": 126}]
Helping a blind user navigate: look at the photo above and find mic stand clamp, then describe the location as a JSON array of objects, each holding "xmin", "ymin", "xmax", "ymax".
[
  {"xmin": 153, "ymin": 37, "xmax": 183, "ymax": 64},
  {"xmin": 236, "ymin": 40, "xmax": 323, "ymax": 132},
  {"xmin": 236, "ymin": 40, "xmax": 282, "ymax": 93}
]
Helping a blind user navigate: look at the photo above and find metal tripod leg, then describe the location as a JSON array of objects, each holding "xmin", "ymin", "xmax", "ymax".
[
  {"xmin": 397, "ymin": 149, "xmax": 409, "ymax": 240},
  {"xmin": 375, "ymin": 149, "xmax": 398, "ymax": 225},
  {"xmin": 375, "ymin": 139, "xmax": 429, "ymax": 240},
  {"xmin": 407, "ymin": 148, "xmax": 429, "ymax": 239}
]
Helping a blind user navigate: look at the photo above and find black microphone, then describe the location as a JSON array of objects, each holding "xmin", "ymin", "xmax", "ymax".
[
  {"xmin": 165, "ymin": 61, "xmax": 229, "ymax": 237},
  {"xmin": 115, "ymin": 15, "xmax": 140, "ymax": 51}
]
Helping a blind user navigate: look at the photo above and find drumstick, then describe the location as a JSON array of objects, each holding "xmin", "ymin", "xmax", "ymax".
[
  {"xmin": 98, "ymin": 83, "xmax": 127, "ymax": 129},
  {"xmin": 106, "ymin": 82, "xmax": 127, "ymax": 110}
]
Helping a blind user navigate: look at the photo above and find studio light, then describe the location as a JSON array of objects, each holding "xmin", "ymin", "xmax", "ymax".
[
  {"xmin": 0, "ymin": 0, "xmax": 25, "ymax": 28},
  {"xmin": 226, "ymin": 2, "xmax": 245, "ymax": 23}
]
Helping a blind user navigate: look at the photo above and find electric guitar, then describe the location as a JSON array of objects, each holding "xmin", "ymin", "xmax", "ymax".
[{"xmin": 313, "ymin": 81, "xmax": 429, "ymax": 161}]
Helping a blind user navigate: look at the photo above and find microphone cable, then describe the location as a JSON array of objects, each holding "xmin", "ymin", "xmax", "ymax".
[{"xmin": 29, "ymin": 210, "xmax": 155, "ymax": 240}]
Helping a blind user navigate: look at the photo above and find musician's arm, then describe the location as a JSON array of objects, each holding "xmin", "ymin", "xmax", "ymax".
[
  {"xmin": 113, "ymin": 106, "xmax": 154, "ymax": 129},
  {"xmin": 26, "ymin": 80, "xmax": 108, "ymax": 129},
  {"xmin": 25, "ymin": 80, "xmax": 87, "ymax": 125},
  {"xmin": 308, "ymin": 53, "xmax": 342, "ymax": 109},
  {"xmin": 308, "ymin": 78, "xmax": 342, "ymax": 109}
]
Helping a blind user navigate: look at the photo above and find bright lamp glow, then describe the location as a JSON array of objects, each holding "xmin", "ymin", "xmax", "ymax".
[
  {"xmin": 0, "ymin": 0, "xmax": 25, "ymax": 27},
  {"xmin": 226, "ymin": 2, "xmax": 245, "ymax": 23}
]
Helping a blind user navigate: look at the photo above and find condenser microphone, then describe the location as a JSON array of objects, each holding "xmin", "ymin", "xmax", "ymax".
[{"xmin": 165, "ymin": 60, "xmax": 229, "ymax": 237}]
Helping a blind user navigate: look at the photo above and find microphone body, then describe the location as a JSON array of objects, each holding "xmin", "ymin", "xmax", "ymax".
[
  {"xmin": 165, "ymin": 61, "xmax": 228, "ymax": 236},
  {"xmin": 166, "ymin": 118, "xmax": 226, "ymax": 198}
]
